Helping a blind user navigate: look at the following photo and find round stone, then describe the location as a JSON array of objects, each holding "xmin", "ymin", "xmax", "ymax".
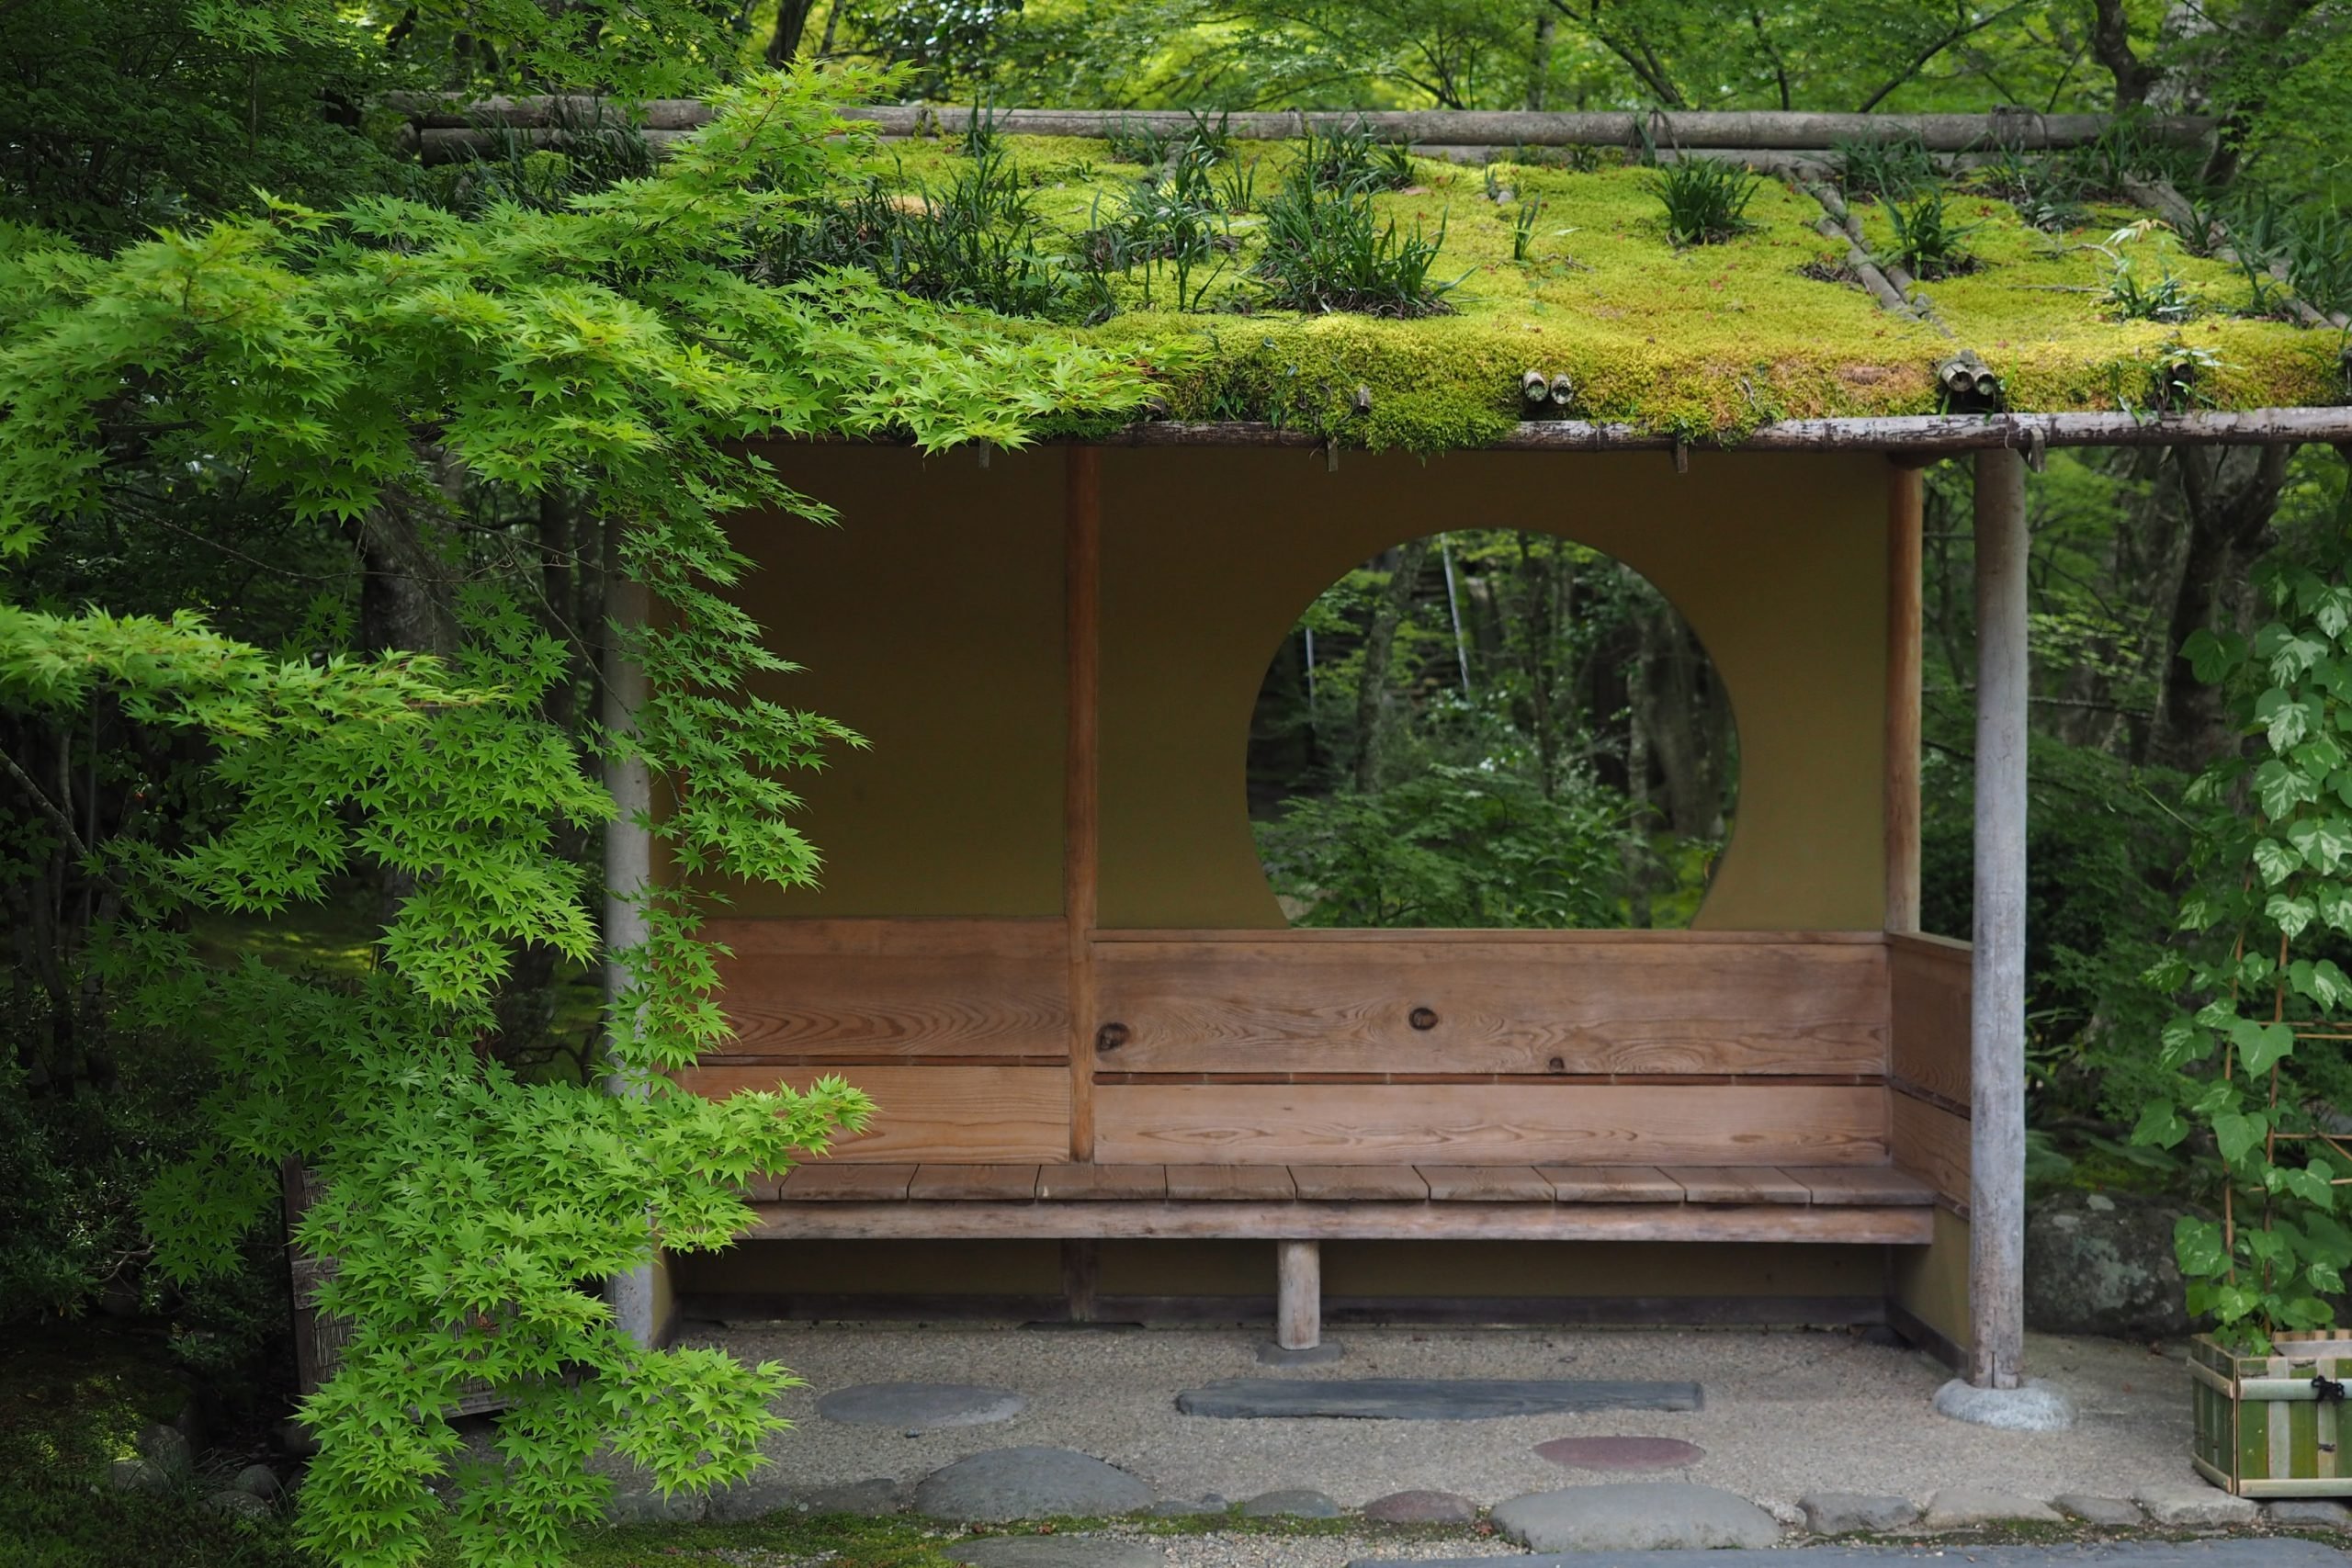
[
  {"xmin": 819, "ymin": 1382, "xmax": 1028, "ymax": 1432},
  {"xmin": 1239, "ymin": 1487, "xmax": 1342, "ymax": 1518},
  {"xmin": 1362, "ymin": 1489, "xmax": 1480, "ymax": 1523},
  {"xmin": 1930, "ymin": 1376, "xmax": 2076, "ymax": 1432},
  {"xmin": 911, "ymin": 1446, "xmax": 1154, "ymax": 1522},
  {"xmin": 1535, "ymin": 1436, "xmax": 1706, "ymax": 1472}
]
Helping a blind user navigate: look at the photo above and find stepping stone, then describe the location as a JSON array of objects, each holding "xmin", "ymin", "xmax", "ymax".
[
  {"xmin": 912, "ymin": 1447, "xmax": 1153, "ymax": 1522},
  {"xmin": 1536, "ymin": 1436, "xmax": 1705, "ymax": 1472},
  {"xmin": 949, "ymin": 1538, "xmax": 1168, "ymax": 1568},
  {"xmin": 1146, "ymin": 1495, "xmax": 1227, "ymax": 1517},
  {"xmin": 1921, "ymin": 1488, "xmax": 2063, "ymax": 1528},
  {"xmin": 2054, "ymin": 1495, "xmax": 2145, "ymax": 1528},
  {"xmin": 2138, "ymin": 1485, "xmax": 2258, "ymax": 1527},
  {"xmin": 1362, "ymin": 1490, "xmax": 1479, "ymax": 1524},
  {"xmin": 1349, "ymin": 1544, "xmax": 2352, "ymax": 1568},
  {"xmin": 1176, "ymin": 1378, "xmax": 1702, "ymax": 1420},
  {"xmin": 1799, "ymin": 1493, "xmax": 1919, "ymax": 1534},
  {"xmin": 1240, "ymin": 1487, "xmax": 1342, "ymax": 1518},
  {"xmin": 2267, "ymin": 1499, "xmax": 2352, "ymax": 1529},
  {"xmin": 819, "ymin": 1382, "xmax": 1028, "ymax": 1432},
  {"xmin": 1490, "ymin": 1483, "xmax": 1780, "ymax": 1551}
]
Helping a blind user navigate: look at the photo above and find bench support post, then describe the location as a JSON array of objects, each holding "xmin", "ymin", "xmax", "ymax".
[{"xmin": 1275, "ymin": 1239, "xmax": 1320, "ymax": 1350}]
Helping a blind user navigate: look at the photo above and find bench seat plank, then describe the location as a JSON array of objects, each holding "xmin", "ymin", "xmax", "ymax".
[
  {"xmin": 1038, "ymin": 1164, "xmax": 1167, "ymax": 1201},
  {"xmin": 909, "ymin": 1165, "xmax": 1041, "ymax": 1201},
  {"xmin": 1664, "ymin": 1166, "xmax": 1814, "ymax": 1204},
  {"xmin": 1291, "ymin": 1165, "xmax": 1430, "ymax": 1201},
  {"xmin": 780, "ymin": 1163, "xmax": 917, "ymax": 1201},
  {"xmin": 1792, "ymin": 1166, "xmax": 1937, "ymax": 1206},
  {"xmin": 1538, "ymin": 1166, "xmax": 1686, "ymax": 1203},
  {"xmin": 1166, "ymin": 1164, "xmax": 1296, "ymax": 1201},
  {"xmin": 1419, "ymin": 1166, "xmax": 1553, "ymax": 1201}
]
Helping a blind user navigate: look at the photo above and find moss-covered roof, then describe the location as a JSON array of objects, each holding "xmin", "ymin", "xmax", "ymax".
[{"xmin": 845, "ymin": 131, "xmax": 2347, "ymax": 448}]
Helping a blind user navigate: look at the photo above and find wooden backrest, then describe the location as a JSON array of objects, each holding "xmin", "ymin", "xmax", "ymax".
[{"xmin": 685, "ymin": 921, "xmax": 1899, "ymax": 1168}]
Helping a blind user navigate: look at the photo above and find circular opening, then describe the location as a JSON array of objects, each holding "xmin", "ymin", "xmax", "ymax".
[{"xmin": 1248, "ymin": 530, "xmax": 1738, "ymax": 929}]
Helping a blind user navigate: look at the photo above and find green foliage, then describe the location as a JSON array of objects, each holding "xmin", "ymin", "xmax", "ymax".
[
  {"xmin": 1832, "ymin": 133, "xmax": 1935, "ymax": 201},
  {"xmin": 1510, "ymin": 197, "xmax": 1544, "ymax": 263},
  {"xmin": 1298, "ymin": 121, "xmax": 1419, "ymax": 194},
  {"xmin": 1254, "ymin": 181, "xmax": 1460, "ymax": 317},
  {"xmin": 1645, "ymin": 158, "xmax": 1759, "ymax": 246},
  {"xmin": 2102, "ymin": 255, "xmax": 2197, "ymax": 323},
  {"xmin": 1258, "ymin": 766, "xmax": 1633, "ymax": 927},
  {"xmin": 0, "ymin": 66, "xmax": 1148, "ymax": 1568},
  {"xmin": 2136, "ymin": 463, "xmax": 2352, "ymax": 1350},
  {"xmin": 1878, "ymin": 187, "xmax": 1981, "ymax": 280}
]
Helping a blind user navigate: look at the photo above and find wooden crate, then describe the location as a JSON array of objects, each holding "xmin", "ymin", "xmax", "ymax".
[{"xmin": 2190, "ymin": 1331, "xmax": 2352, "ymax": 1496}]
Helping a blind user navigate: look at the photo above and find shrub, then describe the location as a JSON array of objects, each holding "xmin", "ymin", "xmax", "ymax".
[
  {"xmin": 1297, "ymin": 119, "xmax": 1417, "ymax": 194},
  {"xmin": 1879, "ymin": 188, "xmax": 1982, "ymax": 279},
  {"xmin": 1645, "ymin": 157, "xmax": 1759, "ymax": 246},
  {"xmin": 1832, "ymin": 133, "xmax": 1935, "ymax": 201},
  {"xmin": 1254, "ymin": 182, "xmax": 1460, "ymax": 317}
]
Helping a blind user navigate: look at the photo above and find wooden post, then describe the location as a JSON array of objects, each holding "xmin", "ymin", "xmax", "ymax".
[
  {"xmin": 1066, "ymin": 447, "xmax": 1101, "ymax": 1163},
  {"xmin": 1969, "ymin": 446, "xmax": 2029, "ymax": 1389},
  {"xmin": 1885, "ymin": 463, "xmax": 1924, "ymax": 935},
  {"xmin": 1061, "ymin": 1238, "xmax": 1100, "ymax": 1324},
  {"xmin": 602, "ymin": 560, "xmax": 666, "ymax": 1348},
  {"xmin": 1276, "ymin": 1240, "xmax": 1321, "ymax": 1350}
]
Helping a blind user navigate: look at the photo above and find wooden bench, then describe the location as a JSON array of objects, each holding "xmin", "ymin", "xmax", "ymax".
[{"xmin": 741, "ymin": 1160, "xmax": 1937, "ymax": 1351}]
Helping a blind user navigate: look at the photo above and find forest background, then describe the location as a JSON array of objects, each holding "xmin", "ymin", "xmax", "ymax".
[{"xmin": 0, "ymin": 0, "xmax": 2347, "ymax": 1562}]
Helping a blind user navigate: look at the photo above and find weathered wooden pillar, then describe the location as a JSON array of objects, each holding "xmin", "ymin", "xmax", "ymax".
[
  {"xmin": 1275, "ymin": 1240, "xmax": 1321, "ymax": 1351},
  {"xmin": 1885, "ymin": 464, "xmax": 1924, "ymax": 934},
  {"xmin": 603, "ymin": 566, "xmax": 667, "ymax": 1349},
  {"xmin": 1066, "ymin": 447, "xmax": 1101, "ymax": 1166},
  {"xmin": 1968, "ymin": 446, "xmax": 2029, "ymax": 1390}
]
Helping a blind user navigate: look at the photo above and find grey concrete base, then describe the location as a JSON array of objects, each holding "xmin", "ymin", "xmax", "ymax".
[
  {"xmin": 1930, "ymin": 1377, "xmax": 2076, "ymax": 1431},
  {"xmin": 2052, "ymin": 1495, "xmax": 2145, "ymax": 1527},
  {"xmin": 1799, "ymin": 1493, "xmax": 1919, "ymax": 1534},
  {"xmin": 2137, "ymin": 1485, "xmax": 2258, "ymax": 1527},
  {"xmin": 1176, "ymin": 1378, "xmax": 1702, "ymax": 1419},
  {"xmin": 1921, "ymin": 1487, "xmax": 2063, "ymax": 1527},
  {"xmin": 1256, "ymin": 1340, "xmax": 1345, "ymax": 1366},
  {"xmin": 1349, "ymin": 1547, "xmax": 2352, "ymax": 1568},
  {"xmin": 1491, "ymin": 1483, "xmax": 1781, "ymax": 1551}
]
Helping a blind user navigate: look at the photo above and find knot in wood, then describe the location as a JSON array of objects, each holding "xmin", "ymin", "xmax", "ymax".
[
  {"xmin": 1408, "ymin": 1006, "xmax": 1439, "ymax": 1031},
  {"xmin": 1095, "ymin": 1021, "xmax": 1130, "ymax": 1053},
  {"xmin": 1547, "ymin": 1056, "xmax": 1566, "ymax": 1073}
]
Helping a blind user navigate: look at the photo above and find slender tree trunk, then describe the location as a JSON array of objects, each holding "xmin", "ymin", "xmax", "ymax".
[
  {"xmin": 2148, "ymin": 445, "xmax": 2291, "ymax": 771},
  {"xmin": 1352, "ymin": 540, "xmax": 1431, "ymax": 793},
  {"xmin": 1623, "ymin": 648, "xmax": 1652, "ymax": 927},
  {"xmin": 766, "ymin": 0, "xmax": 820, "ymax": 66},
  {"xmin": 1526, "ymin": 10, "xmax": 1555, "ymax": 109}
]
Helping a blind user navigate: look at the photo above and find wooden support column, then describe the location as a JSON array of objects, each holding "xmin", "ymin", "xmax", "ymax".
[
  {"xmin": 602, "ymin": 561, "xmax": 669, "ymax": 1348},
  {"xmin": 1969, "ymin": 447, "xmax": 2029, "ymax": 1389},
  {"xmin": 1276, "ymin": 1240, "xmax": 1321, "ymax": 1350},
  {"xmin": 1885, "ymin": 464, "xmax": 1924, "ymax": 934},
  {"xmin": 1066, "ymin": 447, "xmax": 1101, "ymax": 1163}
]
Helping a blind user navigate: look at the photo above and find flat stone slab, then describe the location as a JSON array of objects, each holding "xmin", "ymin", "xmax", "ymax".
[
  {"xmin": 1799, "ymin": 1493, "xmax": 1919, "ymax": 1534},
  {"xmin": 1240, "ymin": 1487, "xmax": 1342, "ymax": 1518},
  {"xmin": 2138, "ymin": 1485, "xmax": 2259, "ymax": 1527},
  {"xmin": 1536, "ymin": 1436, "xmax": 1706, "ymax": 1472},
  {"xmin": 2267, "ymin": 1499, "xmax": 2352, "ymax": 1529},
  {"xmin": 1362, "ymin": 1490, "xmax": 1479, "ymax": 1524},
  {"xmin": 1176, "ymin": 1378, "xmax": 1702, "ymax": 1420},
  {"xmin": 1348, "ymin": 1545, "xmax": 2352, "ymax": 1568},
  {"xmin": 1921, "ymin": 1488, "xmax": 2063, "ymax": 1528},
  {"xmin": 1931, "ymin": 1378, "xmax": 2077, "ymax": 1431},
  {"xmin": 949, "ymin": 1537, "xmax": 1168, "ymax": 1568},
  {"xmin": 912, "ymin": 1447, "xmax": 1154, "ymax": 1522},
  {"xmin": 819, "ymin": 1382, "xmax": 1028, "ymax": 1432},
  {"xmin": 2053, "ymin": 1495, "xmax": 2145, "ymax": 1528},
  {"xmin": 1491, "ymin": 1483, "xmax": 1780, "ymax": 1551}
]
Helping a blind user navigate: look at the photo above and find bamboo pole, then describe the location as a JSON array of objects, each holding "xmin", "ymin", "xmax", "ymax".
[{"xmin": 1969, "ymin": 446, "xmax": 2030, "ymax": 1390}]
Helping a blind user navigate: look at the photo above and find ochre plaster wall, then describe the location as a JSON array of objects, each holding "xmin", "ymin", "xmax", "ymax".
[
  {"xmin": 1890, "ymin": 1205, "xmax": 1973, "ymax": 1360},
  {"xmin": 1095, "ymin": 447, "xmax": 1890, "ymax": 930},
  {"xmin": 715, "ymin": 446, "xmax": 1067, "ymax": 917},
  {"xmin": 715, "ymin": 446, "xmax": 1891, "ymax": 931}
]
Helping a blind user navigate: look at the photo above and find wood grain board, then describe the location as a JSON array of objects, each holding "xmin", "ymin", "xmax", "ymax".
[
  {"xmin": 1539, "ymin": 1166, "xmax": 1688, "ymax": 1202},
  {"xmin": 677, "ymin": 1064, "xmax": 1070, "ymax": 1162},
  {"xmin": 1093, "ymin": 1082, "xmax": 1890, "ymax": 1166},
  {"xmin": 1165, "ymin": 1164, "xmax": 1297, "ymax": 1201},
  {"xmin": 1419, "ymin": 1166, "xmax": 1554, "ymax": 1201},
  {"xmin": 1795, "ymin": 1165, "xmax": 1936, "ymax": 1205},
  {"xmin": 778, "ymin": 1164, "xmax": 917, "ymax": 1201},
  {"xmin": 1037, "ymin": 1164, "xmax": 1167, "ymax": 1200},
  {"xmin": 1664, "ymin": 1166, "xmax": 1814, "ymax": 1204},
  {"xmin": 1891, "ymin": 1089, "xmax": 1971, "ymax": 1211},
  {"xmin": 705, "ymin": 919, "xmax": 1069, "ymax": 1060},
  {"xmin": 1091, "ymin": 935, "xmax": 1888, "ymax": 1076},
  {"xmin": 1890, "ymin": 932, "xmax": 1971, "ymax": 1106},
  {"xmin": 908, "ymin": 1164, "xmax": 1042, "ymax": 1201},
  {"xmin": 1289, "ymin": 1165, "xmax": 1430, "ymax": 1201},
  {"xmin": 741, "ymin": 1200, "xmax": 1935, "ymax": 1244}
]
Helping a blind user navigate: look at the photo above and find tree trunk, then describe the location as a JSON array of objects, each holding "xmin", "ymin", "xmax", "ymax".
[
  {"xmin": 1526, "ymin": 10, "xmax": 1555, "ymax": 110},
  {"xmin": 766, "ymin": 0, "xmax": 820, "ymax": 66},
  {"xmin": 2148, "ymin": 445, "xmax": 2291, "ymax": 771},
  {"xmin": 2088, "ymin": 0, "xmax": 2160, "ymax": 107},
  {"xmin": 1352, "ymin": 540, "xmax": 1430, "ymax": 794}
]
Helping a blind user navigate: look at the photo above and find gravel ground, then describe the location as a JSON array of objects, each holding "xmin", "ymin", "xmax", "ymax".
[{"xmin": 688, "ymin": 1321, "xmax": 2197, "ymax": 1517}]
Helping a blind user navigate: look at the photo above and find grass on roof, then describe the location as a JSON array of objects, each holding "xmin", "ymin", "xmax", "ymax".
[{"xmin": 824, "ymin": 132, "xmax": 2347, "ymax": 447}]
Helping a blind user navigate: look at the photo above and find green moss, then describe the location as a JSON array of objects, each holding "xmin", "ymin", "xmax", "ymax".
[{"xmin": 838, "ymin": 135, "xmax": 2347, "ymax": 446}]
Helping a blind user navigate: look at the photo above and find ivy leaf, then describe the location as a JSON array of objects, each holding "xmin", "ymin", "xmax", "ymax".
[
  {"xmin": 2183, "ymin": 627, "xmax": 2242, "ymax": 683},
  {"xmin": 2289, "ymin": 817, "xmax": 2352, "ymax": 875},
  {"xmin": 2212, "ymin": 1109, "xmax": 2269, "ymax": 1165},
  {"xmin": 2133, "ymin": 1098, "xmax": 2189, "ymax": 1148},
  {"xmin": 2258, "ymin": 687, "xmax": 2312, "ymax": 750},
  {"xmin": 2320, "ymin": 887, "xmax": 2352, "ymax": 934},
  {"xmin": 2254, "ymin": 837, "xmax": 2303, "ymax": 886},
  {"xmin": 2279, "ymin": 1165, "xmax": 2337, "ymax": 1212},
  {"xmin": 2256, "ymin": 760, "xmax": 2323, "ymax": 820},
  {"xmin": 2177, "ymin": 1215, "xmax": 2230, "ymax": 1277},
  {"xmin": 2228, "ymin": 1018, "xmax": 2297, "ymax": 1076},
  {"xmin": 2270, "ymin": 894, "xmax": 2319, "ymax": 939},
  {"xmin": 2157, "ymin": 1018, "xmax": 2208, "ymax": 1069}
]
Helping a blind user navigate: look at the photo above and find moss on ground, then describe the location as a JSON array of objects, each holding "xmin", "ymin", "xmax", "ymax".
[{"xmin": 840, "ymin": 132, "xmax": 2347, "ymax": 446}]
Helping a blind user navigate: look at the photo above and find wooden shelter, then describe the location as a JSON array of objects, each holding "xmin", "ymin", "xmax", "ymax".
[{"xmin": 426, "ymin": 101, "xmax": 2352, "ymax": 1394}]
